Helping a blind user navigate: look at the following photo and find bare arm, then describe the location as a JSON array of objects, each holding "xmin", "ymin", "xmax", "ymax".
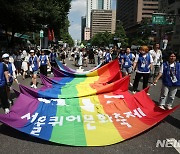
[
  {"xmin": 47, "ymin": 56, "xmax": 51, "ymax": 67},
  {"xmin": 133, "ymin": 62, "xmax": 137, "ymax": 71},
  {"xmin": 153, "ymin": 72, "xmax": 162, "ymax": 84},
  {"xmin": 4, "ymin": 71, "xmax": 9, "ymax": 83}
]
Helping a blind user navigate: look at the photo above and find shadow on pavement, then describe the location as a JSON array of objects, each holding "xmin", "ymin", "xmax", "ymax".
[
  {"xmin": 176, "ymin": 90, "xmax": 180, "ymax": 98},
  {"xmin": 0, "ymin": 124, "xmax": 61, "ymax": 146},
  {"xmin": 164, "ymin": 115, "xmax": 180, "ymax": 129}
]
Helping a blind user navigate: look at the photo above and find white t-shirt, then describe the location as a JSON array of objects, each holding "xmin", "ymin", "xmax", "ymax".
[
  {"xmin": 125, "ymin": 53, "xmax": 135, "ymax": 60},
  {"xmin": 149, "ymin": 49, "xmax": 162, "ymax": 66},
  {"xmin": 98, "ymin": 50, "xmax": 103, "ymax": 58},
  {"xmin": 159, "ymin": 63, "xmax": 175, "ymax": 74}
]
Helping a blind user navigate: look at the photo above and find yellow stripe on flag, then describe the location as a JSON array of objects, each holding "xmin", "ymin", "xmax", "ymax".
[
  {"xmin": 77, "ymin": 76, "xmax": 99, "ymax": 97},
  {"xmin": 78, "ymin": 95, "xmax": 124, "ymax": 146}
]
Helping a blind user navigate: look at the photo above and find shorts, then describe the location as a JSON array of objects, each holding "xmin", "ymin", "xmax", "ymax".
[
  {"xmin": 122, "ymin": 67, "xmax": 132, "ymax": 74},
  {"xmin": 6, "ymin": 82, "xmax": 13, "ymax": 86},
  {"xmin": 31, "ymin": 70, "xmax": 38, "ymax": 75}
]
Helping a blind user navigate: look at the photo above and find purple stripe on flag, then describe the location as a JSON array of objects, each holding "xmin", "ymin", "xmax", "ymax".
[
  {"xmin": 0, "ymin": 94, "xmax": 39, "ymax": 128},
  {"xmin": 19, "ymin": 84, "xmax": 39, "ymax": 98}
]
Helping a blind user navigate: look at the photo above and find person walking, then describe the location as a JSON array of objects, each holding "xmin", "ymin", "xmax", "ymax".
[
  {"xmin": 149, "ymin": 43, "xmax": 163, "ymax": 83},
  {"xmin": 2, "ymin": 53, "xmax": 18, "ymax": 105},
  {"xmin": 39, "ymin": 50, "xmax": 51, "ymax": 76},
  {"xmin": 78, "ymin": 49, "xmax": 83, "ymax": 66},
  {"xmin": 82, "ymin": 49, "xmax": 88, "ymax": 67},
  {"xmin": 97, "ymin": 48, "xmax": 103, "ymax": 65},
  {"xmin": 49, "ymin": 49, "xmax": 58, "ymax": 72},
  {"xmin": 74, "ymin": 48, "xmax": 79, "ymax": 66},
  {"xmin": 122, "ymin": 48, "xmax": 135, "ymax": 86},
  {"xmin": 118, "ymin": 49, "xmax": 125, "ymax": 70},
  {"xmin": 122, "ymin": 47, "xmax": 135, "ymax": 76},
  {"xmin": 111, "ymin": 46, "xmax": 118, "ymax": 60},
  {"xmin": 28, "ymin": 50, "xmax": 39, "ymax": 89},
  {"xmin": 60, "ymin": 48, "xmax": 66, "ymax": 64},
  {"xmin": 21, "ymin": 51, "xmax": 29, "ymax": 80},
  {"xmin": 104, "ymin": 48, "xmax": 112, "ymax": 64},
  {"xmin": 132, "ymin": 46, "xmax": 153, "ymax": 95},
  {"xmin": 153, "ymin": 52, "xmax": 180, "ymax": 110},
  {"xmin": 0, "ymin": 59, "xmax": 11, "ymax": 114},
  {"xmin": 14, "ymin": 50, "xmax": 22, "ymax": 76}
]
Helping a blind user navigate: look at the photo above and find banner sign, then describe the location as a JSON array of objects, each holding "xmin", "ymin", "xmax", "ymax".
[{"xmin": 0, "ymin": 60, "xmax": 179, "ymax": 146}]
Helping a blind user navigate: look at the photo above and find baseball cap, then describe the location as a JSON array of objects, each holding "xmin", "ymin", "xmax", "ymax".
[
  {"xmin": 2, "ymin": 53, "xmax": 9, "ymax": 59},
  {"xmin": 30, "ymin": 50, "xmax": 35, "ymax": 53}
]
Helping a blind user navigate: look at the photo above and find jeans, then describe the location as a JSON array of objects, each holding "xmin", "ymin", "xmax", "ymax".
[
  {"xmin": 159, "ymin": 84, "xmax": 177, "ymax": 106},
  {"xmin": 149, "ymin": 65, "xmax": 160, "ymax": 82}
]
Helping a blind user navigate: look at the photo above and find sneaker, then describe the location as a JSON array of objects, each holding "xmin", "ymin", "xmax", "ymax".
[
  {"xmin": 31, "ymin": 84, "xmax": 34, "ymax": 88},
  {"xmin": 8, "ymin": 99, "xmax": 12, "ymax": 105},
  {"xmin": 132, "ymin": 91, "xmax": 136, "ymax": 94},
  {"xmin": 159, "ymin": 105, "xmax": 166, "ymax": 110},
  {"xmin": 147, "ymin": 93, "xmax": 150, "ymax": 96},
  {"xmin": 5, "ymin": 108, "xmax": 10, "ymax": 114},
  {"xmin": 166, "ymin": 105, "xmax": 173, "ymax": 110},
  {"xmin": 33, "ymin": 85, "xmax": 37, "ymax": 89}
]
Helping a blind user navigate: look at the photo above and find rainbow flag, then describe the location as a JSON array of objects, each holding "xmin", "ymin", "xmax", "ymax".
[
  {"xmin": 0, "ymin": 60, "xmax": 179, "ymax": 146},
  {"xmin": 0, "ymin": 87, "xmax": 179, "ymax": 146},
  {"xmin": 19, "ymin": 76, "xmax": 129, "ymax": 99},
  {"xmin": 53, "ymin": 59, "xmax": 121, "ymax": 77},
  {"xmin": 18, "ymin": 60, "xmax": 123, "ymax": 99},
  {"xmin": 55, "ymin": 59, "xmax": 102, "ymax": 74}
]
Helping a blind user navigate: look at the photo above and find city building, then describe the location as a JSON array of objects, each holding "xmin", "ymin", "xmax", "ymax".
[
  {"xmin": 159, "ymin": 0, "xmax": 180, "ymax": 51},
  {"xmin": 84, "ymin": 27, "xmax": 91, "ymax": 40},
  {"xmin": 90, "ymin": 10, "xmax": 116, "ymax": 38},
  {"xmin": 116, "ymin": 0, "xmax": 159, "ymax": 29},
  {"xmin": 86, "ymin": 0, "xmax": 111, "ymax": 28},
  {"xmin": 81, "ymin": 16, "xmax": 86, "ymax": 41}
]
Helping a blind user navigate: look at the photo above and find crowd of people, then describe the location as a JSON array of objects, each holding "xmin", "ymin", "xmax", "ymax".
[{"xmin": 0, "ymin": 43, "xmax": 179, "ymax": 114}]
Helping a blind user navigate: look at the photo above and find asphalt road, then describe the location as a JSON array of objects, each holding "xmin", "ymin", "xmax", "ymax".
[{"xmin": 0, "ymin": 57, "xmax": 179, "ymax": 154}]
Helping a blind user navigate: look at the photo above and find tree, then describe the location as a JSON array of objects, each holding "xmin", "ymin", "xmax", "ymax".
[
  {"xmin": 113, "ymin": 23, "xmax": 128, "ymax": 47},
  {"xmin": 60, "ymin": 17, "xmax": 74, "ymax": 47},
  {"xmin": 0, "ymin": 0, "xmax": 71, "ymax": 47},
  {"xmin": 91, "ymin": 31, "xmax": 113, "ymax": 47},
  {"xmin": 130, "ymin": 18, "xmax": 155, "ymax": 46}
]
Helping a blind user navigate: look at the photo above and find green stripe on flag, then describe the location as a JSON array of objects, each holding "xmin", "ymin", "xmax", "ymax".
[{"xmin": 50, "ymin": 77, "xmax": 87, "ymax": 146}]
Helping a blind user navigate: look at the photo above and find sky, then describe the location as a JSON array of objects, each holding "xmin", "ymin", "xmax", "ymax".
[{"xmin": 68, "ymin": 0, "xmax": 116, "ymax": 41}]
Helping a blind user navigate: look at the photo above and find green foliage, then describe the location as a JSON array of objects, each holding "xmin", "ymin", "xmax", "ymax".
[
  {"xmin": 81, "ymin": 40, "xmax": 88, "ymax": 46},
  {"xmin": 60, "ymin": 17, "xmax": 74, "ymax": 47},
  {"xmin": 91, "ymin": 31, "xmax": 113, "ymax": 47},
  {"xmin": 0, "ymin": 0, "xmax": 71, "ymax": 47},
  {"xmin": 130, "ymin": 18, "xmax": 155, "ymax": 46},
  {"xmin": 113, "ymin": 23, "xmax": 129, "ymax": 47}
]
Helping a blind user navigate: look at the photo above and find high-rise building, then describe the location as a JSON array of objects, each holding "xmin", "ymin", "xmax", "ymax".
[
  {"xmin": 91, "ymin": 10, "xmax": 116, "ymax": 38},
  {"xmin": 86, "ymin": 0, "xmax": 111, "ymax": 28},
  {"xmin": 116, "ymin": 0, "xmax": 159, "ymax": 29},
  {"xmin": 98, "ymin": 0, "xmax": 104, "ymax": 9},
  {"xmin": 84, "ymin": 27, "xmax": 91, "ymax": 40},
  {"xmin": 81, "ymin": 16, "xmax": 86, "ymax": 41}
]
